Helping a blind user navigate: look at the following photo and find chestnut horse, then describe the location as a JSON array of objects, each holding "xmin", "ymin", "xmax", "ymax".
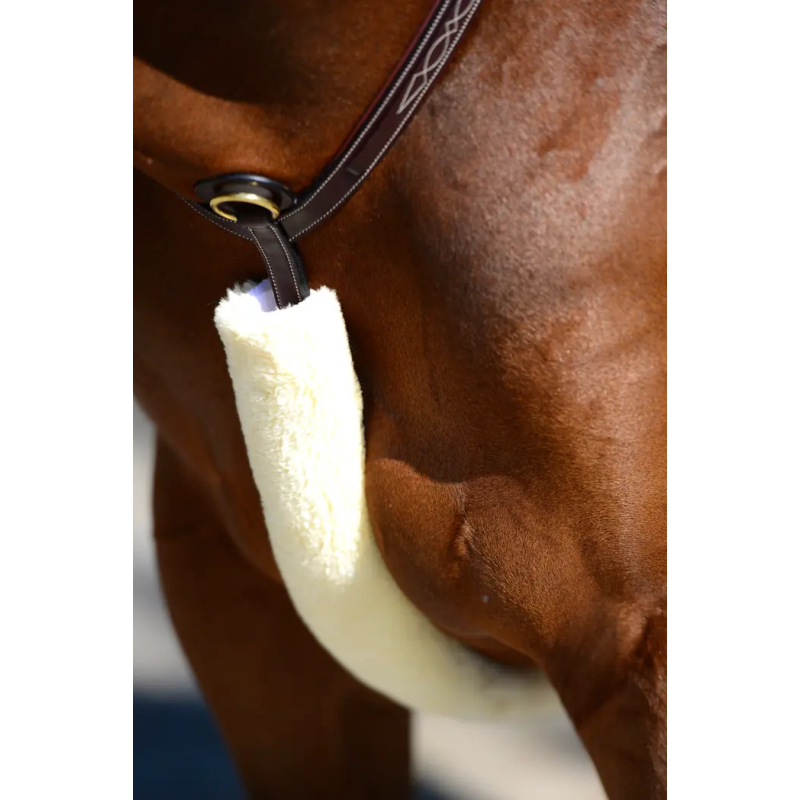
[{"xmin": 133, "ymin": 0, "xmax": 666, "ymax": 797}]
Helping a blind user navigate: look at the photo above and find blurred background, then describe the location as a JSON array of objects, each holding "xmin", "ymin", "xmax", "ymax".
[{"xmin": 134, "ymin": 400, "xmax": 605, "ymax": 800}]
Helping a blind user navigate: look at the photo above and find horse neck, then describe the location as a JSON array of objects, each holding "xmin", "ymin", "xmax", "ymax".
[{"xmin": 134, "ymin": 0, "xmax": 433, "ymax": 195}]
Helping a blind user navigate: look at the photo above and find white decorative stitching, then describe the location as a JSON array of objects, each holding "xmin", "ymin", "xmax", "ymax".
[
  {"xmin": 181, "ymin": 1, "xmax": 480, "ymax": 251},
  {"xmin": 397, "ymin": 0, "xmax": 479, "ymax": 114},
  {"xmin": 268, "ymin": 225, "xmax": 302, "ymax": 302},
  {"xmin": 287, "ymin": 0, "xmax": 482, "ymax": 242},
  {"xmin": 180, "ymin": 197, "xmax": 252, "ymax": 242},
  {"xmin": 248, "ymin": 227, "xmax": 284, "ymax": 309},
  {"xmin": 280, "ymin": 0, "xmax": 455, "ymax": 223}
]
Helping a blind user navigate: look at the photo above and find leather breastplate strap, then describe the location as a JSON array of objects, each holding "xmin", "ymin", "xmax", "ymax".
[{"xmin": 187, "ymin": 0, "xmax": 483, "ymax": 309}]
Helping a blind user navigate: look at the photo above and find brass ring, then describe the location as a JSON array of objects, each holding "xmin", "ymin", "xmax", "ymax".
[{"xmin": 210, "ymin": 192, "xmax": 280, "ymax": 222}]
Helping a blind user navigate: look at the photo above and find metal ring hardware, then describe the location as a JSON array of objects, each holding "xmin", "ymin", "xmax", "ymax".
[{"xmin": 210, "ymin": 193, "xmax": 281, "ymax": 222}]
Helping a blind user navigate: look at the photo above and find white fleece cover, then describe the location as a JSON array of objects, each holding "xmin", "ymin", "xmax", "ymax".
[{"xmin": 214, "ymin": 284, "xmax": 553, "ymax": 720}]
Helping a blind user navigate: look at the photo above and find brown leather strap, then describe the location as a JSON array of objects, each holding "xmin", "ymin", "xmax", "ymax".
[
  {"xmin": 279, "ymin": 0, "xmax": 482, "ymax": 241},
  {"xmin": 243, "ymin": 218, "xmax": 310, "ymax": 310},
  {"xmin": 184, "ymin": 200, "xmax": 309, "ymax": 308},
  {"xmin": 187, "ymin": 0, "xmax": 483, "ymax": 306}
]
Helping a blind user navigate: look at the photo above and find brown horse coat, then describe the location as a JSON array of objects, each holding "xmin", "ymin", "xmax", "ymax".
[{"xmin": 134, "ymin": 1, "xmax": 666, "ymax": 797}]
